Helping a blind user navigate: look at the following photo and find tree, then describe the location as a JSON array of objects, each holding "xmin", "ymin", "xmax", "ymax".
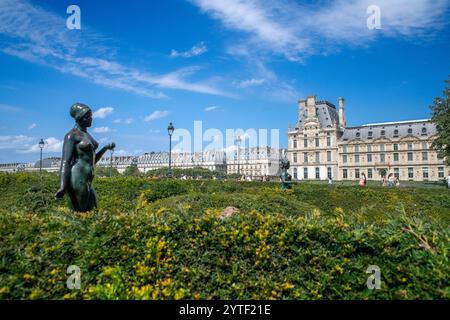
[
  {"xmin": 95, "ymin": 166, "xmax": 120, "ymax": 178},
  {"xmin": 123, "ymin": 163, "xmax": 141, "ymax": 177},
  {"xmin": 430, "ymin": 77, "xmax": 450, "ymax": 166}
]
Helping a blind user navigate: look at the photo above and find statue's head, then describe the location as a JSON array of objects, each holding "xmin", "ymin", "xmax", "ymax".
[
  {"xmin": 70, "ymin": 103, "xmax": 92, "ymax": 128},
  {"xmin": 280, "ymin": 157, "xmax": 290, "ymax": 170}
]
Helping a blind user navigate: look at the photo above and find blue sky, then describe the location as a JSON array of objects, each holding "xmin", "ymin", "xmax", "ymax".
[{"xmin": 0, "ymin": 0, "xmax": 449, "ymax": 163}]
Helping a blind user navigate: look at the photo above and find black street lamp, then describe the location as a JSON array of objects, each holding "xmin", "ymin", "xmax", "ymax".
[
  {"xmin": 167, "ymin": 122, "xmax": 175, "ymax": 177},
  {"xmin": 109, "ymin": 148, "xmax": 114, "ymax": 177},
  {"xmin": 38, "ymin": 138, "xmax": 45, "ymax": 173}
]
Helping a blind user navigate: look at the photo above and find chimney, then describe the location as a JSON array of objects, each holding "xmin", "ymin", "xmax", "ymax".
[
  {"xmin": 307, "ymin": 95, "xmax": 316, "ymax": 119},
  {"xmin": 298, "ymin": 99, "xmax": 306, "ymax": 116},
  {"xmin": 338, "ymin": 96, "xmax": 346, "ymax": 128}
]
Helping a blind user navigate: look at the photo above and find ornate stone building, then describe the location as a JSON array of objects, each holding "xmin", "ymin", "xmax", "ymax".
[{"xmin": 288, "ymin": 95, "xmax": 449, "ymax": 182}]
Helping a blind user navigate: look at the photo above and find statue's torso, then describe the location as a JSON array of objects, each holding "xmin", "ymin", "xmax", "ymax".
[{"xmin": 70, "ymin": 128, "xmax": 98, "ymax": 181}]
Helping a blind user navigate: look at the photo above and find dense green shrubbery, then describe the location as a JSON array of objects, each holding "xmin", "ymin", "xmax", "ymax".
[{"xmin": 0, "ymin": 172, "xmax": 449, "ymax": 299}]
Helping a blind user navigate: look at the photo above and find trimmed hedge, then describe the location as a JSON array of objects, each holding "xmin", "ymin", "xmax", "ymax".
[{"xmin": 0, "ymin": 172, "xmax": 449, "ymax": 299}]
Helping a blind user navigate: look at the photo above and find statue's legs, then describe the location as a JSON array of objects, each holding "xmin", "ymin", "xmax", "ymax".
[{"xmin": 69, "ymin": 163, "xmax": 96, "ymax": 212}]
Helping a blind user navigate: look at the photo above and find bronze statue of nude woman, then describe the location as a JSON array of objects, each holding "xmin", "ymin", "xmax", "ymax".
[{"xmin": 55, "ymin": 103, "xmax": 115, "ymax": 212}]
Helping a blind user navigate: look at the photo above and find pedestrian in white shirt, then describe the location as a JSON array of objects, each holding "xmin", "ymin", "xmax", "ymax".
[{"xmin": 446, "ymin": 172, "xmax": 450, "ymax": 189}]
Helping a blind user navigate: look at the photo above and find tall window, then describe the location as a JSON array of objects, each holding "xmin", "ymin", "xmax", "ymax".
[
  {"xmin": 394, "ymin": 144, "xmax": 399, "ymax": 151},
  {"xmin": 394, "ymin": 153, "xmax": 399, "ymax": 162},
  {"xmin": 304, "ymin": 167, "xmax": 308, "ymax": 179},
  {"xmin": 355, "ymin": 154, "xmax": 360, "ymax": 163},
  {"xmin": 327, "ymin": 151, "xmax": 332, "ymax": 162},
  {"xmin": 343, "ymin": 145, "xmax": 348, "ymax": 153},
  {"xmin": 380, "ymin": 153, "xmax": 385, "ymax": 163},
  {"xmin": 343, "ymin": 155, "xmax": 348, "ymax": 163},
  {"xmin": 422, "ymin": 142, "xmax": 427, "ymax": 150},
  {"xmin": 327, "ymin": 136, "xmax": 331, "ymax": 147},
  {"xmin": 293, "ymin": 168, "xmax": 298, "ymax": 180},
  {"xmin": 394, "ymin": 168, "xmax": 399, "ymax": 178},
  {"xmin": 315, "ymin": 152, "xmax": 320, "ymax": 163},
  {"xmin": 315, "ymin": 134, "xmax": 320, "ymax": 147},
  {"xmin": 354, "ymin": 145, "xmax": 360, "ymax": 153},
  {"xmin": 438, "ymin": 167, "xmax": 444, "ymax": 178},
  {"xmin": 355, "ymin": 169, "xmax": 360, "ymax": 179},
  {"xmin": 408, "ymin": 143, "xmax": 413, "ymax": 151},
  {"xmin": 367, "ymin": 154, "xmax": 372, "ymax": 163},
  {"xmin": 315, "ymin": 167, "xmax": 320, "ymax": 179},
  {"xmin": 304, "ymin": 136, "xmax": 308, "ymax": 148},
  {"xmin": 368, "ymin": 168, "xmax": 373, "ymax": 179},
  {"xmin": 422, "ymin": 151, "xmax": 428, "ymax": 161},
  {"xmin": 327, "ymin": 167, "xmax": 332, "ymax": 179},
  {"xmin": 408, "ymin": 167, "xmax": 414, "ymax": 179},
  {"xmin": 293, "ymin": 152, "xmax": 298, "ymax": 163},
  {"xmin": 293, "ymin": 140, "xmax": 297, "ymax": 148},
  {"xmin": 303, "ymin": 152, "xmax": 308, "ymax": 163},
  {"xmin": 408, "ymin": 152, "xmax": 413, "ymax": 161},
  {"xmin": 422, "ymin": 167, "xmax": 429, "ymax": 179},
  {"xmin": 367, "ymin": 144, "xmax": 372, "ymax": 152},
  {"xmin": 343, "ymin": 169, "xmax": 348, "ymax": 179},
  {"xmin": 380, "ymin": 144, "xmax": 385, "ymax": 152}
]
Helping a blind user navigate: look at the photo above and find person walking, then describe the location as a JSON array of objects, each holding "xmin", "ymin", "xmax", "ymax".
[
  {"xmin": 359, "ymin": 172, "xmax": 367, "ymax": 187},
  {"xmin": 446, "ymin": 171, "xmax": 450, "ymax": 189},
  {"xmin": 387, "ymin": 173, "xmax": 394, "ymax": 187}
]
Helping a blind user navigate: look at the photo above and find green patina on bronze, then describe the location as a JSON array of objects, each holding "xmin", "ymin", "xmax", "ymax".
[
  {"xmin": 280, "ymin": 157, "xmax": 292, "ymax": 189},
  {"xmin": 55, "ymin": 103, "xmax": 115, "ymax": 212}
]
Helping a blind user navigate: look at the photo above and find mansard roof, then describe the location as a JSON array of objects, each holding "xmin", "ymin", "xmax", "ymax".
[
  {"xmin": 340, "ymin": 119, "xmax": 436, "ymax": 141},
  {"xmin": 295, "ymin": 100, "xmax": 340, "ymax": 130}
]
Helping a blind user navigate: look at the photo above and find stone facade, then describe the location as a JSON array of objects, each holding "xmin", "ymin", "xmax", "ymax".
[{"xmin": 288, "ymin": 95, "xmax": 449, "ymax": 182}]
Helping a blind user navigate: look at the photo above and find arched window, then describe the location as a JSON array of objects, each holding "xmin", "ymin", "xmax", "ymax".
[
  {"xmin": 421, "ymin": 127, "xmax": 427, "ymax": 135},
  {"xmin": 408, "ymin": 128, "xmax": 413, "ymax": 135},
  {"xmin": 356, "ymin": 132, "xmax": 361, "ymax": 138}
]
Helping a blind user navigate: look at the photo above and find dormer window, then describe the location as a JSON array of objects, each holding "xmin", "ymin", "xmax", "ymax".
[
  {"xmin": 381, "ymin": 130, "xmax": 386, "ymax": 137},
  {"xmin": 408, "ymin": 128, "xmax": 413, "ymax": 135},
  {"xmin": 421, "ymin": 128, "xmax": 427, "ymax": 135},
  {"xmin": 394, "ymin": 129, "xmax": 399, "ymax": 137},
  {"xmin": 368, "ymin": 131, "xmax": 373, "ymax": 139},
  {"xmin": 356, "ymin": 132, "xmax": 360, "ymax": 138}
]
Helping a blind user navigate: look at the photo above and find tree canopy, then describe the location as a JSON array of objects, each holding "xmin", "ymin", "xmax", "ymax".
[{"xmin": 430, "ymin": 77, "xmax": 450, "ymax": 166}]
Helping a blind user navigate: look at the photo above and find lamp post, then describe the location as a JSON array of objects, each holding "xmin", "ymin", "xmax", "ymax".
[
  {"xmin": 109, "ymin": 148, "xmax": 114, "ymax": 177},
  {"xmin": 38, "ymin": 138, "xmax": 45, "ymax": 173},
  {"xmin": 235, "ymin": 135, "xmax": 242, "ymax": 176},
  {"xmin": 167, "ymin": 122, "xmax": 175, "ymax": 177}
]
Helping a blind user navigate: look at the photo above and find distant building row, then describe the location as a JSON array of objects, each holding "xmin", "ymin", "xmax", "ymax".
[{"xmin": 0, "ymin": 147, "xmax": 285, "ymax": 178}]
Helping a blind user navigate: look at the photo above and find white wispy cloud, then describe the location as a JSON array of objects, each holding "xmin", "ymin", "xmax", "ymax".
[
  {"xmin": 144, "ymin": 110, "xmax": 170, "ymax": 121},
  {"xmin": 114, "ymin": 118, "xmax": 134, "ymax": 124},
  {"xmin": 28, "ymin": 123, "xmax": 37, "ymax": 130},
  {"xmin": 204, "ymin": 106, "xmax": 218, "ymax": 112},
  {"xmin": 171, "ymin": 42, "xmax": 208, "ymax": 58},
  {"xmin": 93, "ymin": 127, "xmax": 111, "ymax": 133},
  {"xmin": 233, "ymin": 78, "xmax": 265, "ymax": 88},
  {"xmin": 190, "ymin": 0, "xmax": 450, "ymax": 61},
  {"xmin": 93, "ymin": 107, "xmax": 114, "ymax": 119},
  {"xmin": 0, "ymin": 135, "xmax": 63, "ymax": 153},
  {"xmin": 0, "ymin": 0, "xmax": 229, "ymax": 98}
]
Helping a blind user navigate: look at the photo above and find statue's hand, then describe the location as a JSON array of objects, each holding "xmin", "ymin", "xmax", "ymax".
[
  {"xmin": 106, "ymin": 142, "xmax": 116, "ymax": 150},
  {"xmin": 55, "ymin": 188, "xmax": 66, "ymax": 199}
]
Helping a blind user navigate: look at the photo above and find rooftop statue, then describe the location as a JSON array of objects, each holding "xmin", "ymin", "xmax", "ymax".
[
  {"xmin": 280, "ymin": 157, "xmax": 292, "ymax": 189},
  {"xmin": 55, "ymin": 103, "xmax": 115, "ymax": 212}
]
